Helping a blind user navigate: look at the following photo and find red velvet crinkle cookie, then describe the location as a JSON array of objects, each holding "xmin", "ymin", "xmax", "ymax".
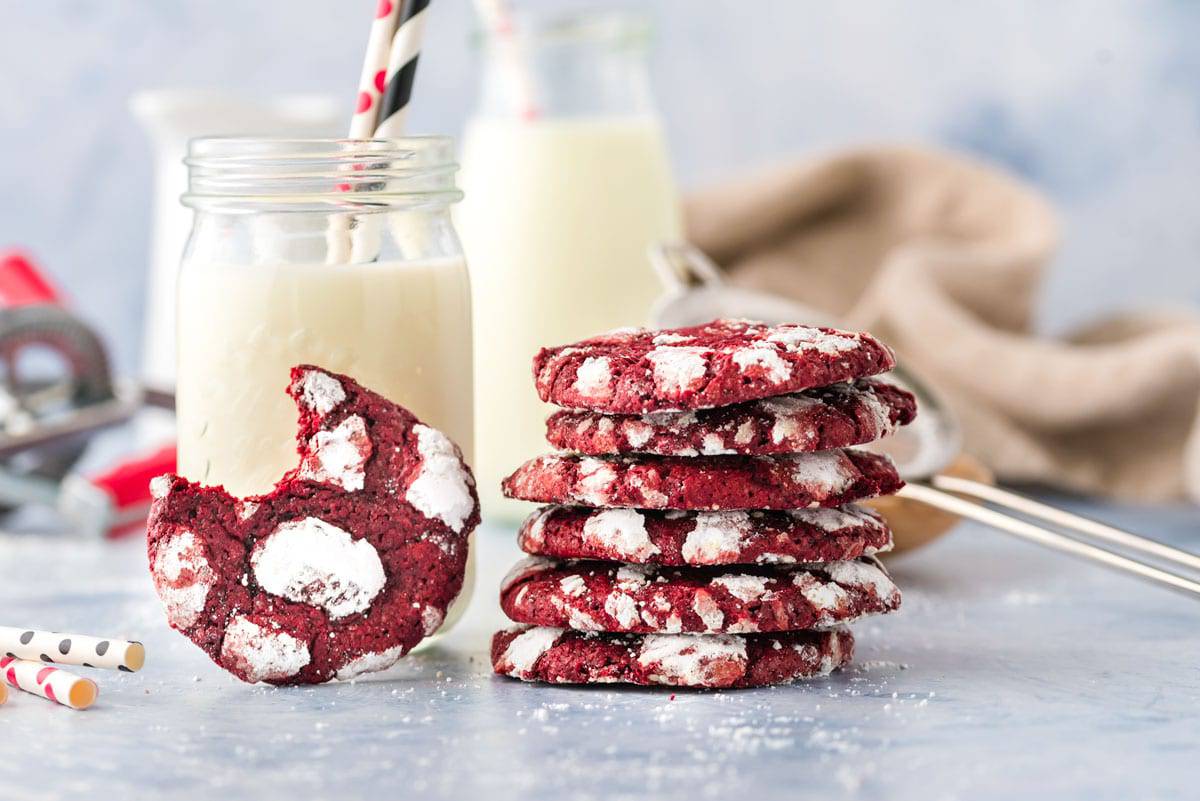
[
  {"xmin": 492, "ymin": 625, "xmax": 854, "ymax": 688},
  {"xmin": 533, "ymin": 319, "xmax": 896, "ymax": 414},
  {"xmin": 502, "ymin": 449, "xmax": 902, "ymax": 511},
  {"xmin": 545, "ymin": 379, "xmax": 916, "ymax": 457},
  {"xmin": 499, "ymin": 557, "xmax": 900, "ymax": 634},
  {"xmin": 147, "ymin": 365, "xmax": 479, "ymax": 685},
  {"xmin": 518, "ymin": 505, "xmax": 892, "ymax": 566}
]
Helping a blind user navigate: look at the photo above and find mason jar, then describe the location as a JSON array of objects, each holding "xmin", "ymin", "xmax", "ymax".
[{"xmin": 178, "ymin": 136, "xmax": 475, "ymax": 632}]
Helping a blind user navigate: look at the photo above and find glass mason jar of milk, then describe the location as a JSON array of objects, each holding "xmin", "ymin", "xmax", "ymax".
[
  {"xmin": 178, "ymin": 137, "xmax": 475, "ymax": 630},
  {"xmin": 459, "ymin": 11, "xmax": 683, "ymax": 520}
]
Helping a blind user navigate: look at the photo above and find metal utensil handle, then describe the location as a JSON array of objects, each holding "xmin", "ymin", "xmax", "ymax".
[
  {"xmin": 648, "ymin": 242, "xmax": 728, "ymax": 291},
  {"xmin": 932, "ymin": 474, "xmax": 1200, "ymax": 573},
  {"xmin": 898, "ymin": 483, "xmax": 1200, "ymax": 599}
]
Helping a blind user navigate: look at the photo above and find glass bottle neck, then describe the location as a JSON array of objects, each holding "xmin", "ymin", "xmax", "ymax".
[{"xmin": 475, "ymin": 11, "xmax": 657, "ymax": 120}]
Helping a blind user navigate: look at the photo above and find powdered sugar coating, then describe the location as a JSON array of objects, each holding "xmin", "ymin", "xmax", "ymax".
[
  {"xmin": 581, "ymin": 508, "xmax": 659, "ymax": 561},
  {"xmin": 647, "ymin": 346, "xmax": 710, "ymax": 396},
  {"xmin": 573, "ymin": 356, "xmax": 613, "ymax": 401},
  {"xmin": 335, "ymin": 645, "xmax": 404, "ymax": 680},
  {"xmin": 491, "ymin": 626, "xmax": 854, "ymax": 688},
  {"xmin": 151, "ymin": 531, "xmax": 217, "ymax": 629},
  {"xmin": 503, "ymin": 449, "xmax": 901, "ymax": 511},
  {"xmin": 298, "ymin": 415, "xmax": 371, "ymax": 491},
  {"xmin": 251, "ymin": 517, "xmax": 386, "ymax": 619},
  {"xmin": 534, "ymin": 319, "xmax": 895, "ymax": 413},
  {"xmin": 637, "ymin": 633, "xmax": 748, "ymax": 686},
  {"xmin": 220, "ymin": 616, "xmax": 310, "ymax": 683},
  {"xmin": 497, "ymin": 626, "xmax": 563, "ymax": 679},
  {"xmin": 544, "ymin": 378, "xmax": 916, "ymax": 457},
  {"xmin": 501, "ymin": 559, "xmax": 900, "ymax": 634},
  {"xmin": 827, "ymin": 558, "xmax": 902, "ymax": 606},
  {"xmin": 298, "ymin": 370, "xmax": 346, "ymax": 414},
  {"xmin": 501, "ymin": 555, "xmax": 557, "ymax": 593},
  {"xmin": 406, "ymin": 424, "xmax": 474, "ymax": 533},
  {"xmin": 519, "ymin": 504, "xmax": 893, "ymax": 566},
  {"xmin": 710, "ymin": 574, "xmax": 771, "ymax": 603},
  {"xmin": 681, "ymin": 512, "xmax": 753, "ymax": 563}
]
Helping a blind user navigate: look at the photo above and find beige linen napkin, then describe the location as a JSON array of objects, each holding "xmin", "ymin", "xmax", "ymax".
[{"xmin": 686, "ymin": 146, "xmax": 1200, "ymax": 503}]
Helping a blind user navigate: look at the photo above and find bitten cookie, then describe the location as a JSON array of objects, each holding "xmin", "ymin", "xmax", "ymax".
[
  {"xmin": 534, "ymin": 319, "xmax": 896, "ymax": 413},
  {"xmin": 502, "ymin": 449, "xmax": 902, "ymax": 511},
  {"xmin": 492, "ymin": 626, "xmax": 854, "ymax": 688},
  {"xmin": 545, "ymin": 379, "xmax": 916, "ymax": 457},
  {"xmin": 147, "ymin": 366, "xmax": 479, "ymax": 685},
  {"xmin": 518, "ymin": 505, "xmax": 892, "ymax": 566},
  {"xmin": 499, "ymin": 557, "xmax": 901, "ymax": 634}
]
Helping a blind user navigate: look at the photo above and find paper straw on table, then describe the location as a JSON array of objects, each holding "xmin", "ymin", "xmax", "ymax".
[
  {"xmin": 375, "ymin": 0, "xmax": 433, "ymax": 138},
  {"xmin": 473, "ymin": 0, "xmax": 539, "ymax": 120},
  {"xmin": 0, "ymin": 626, "xmax": 144, "ymax": 672},
  {"xmin": 0, "ymin": 657, "xmax": 98, "ymax": 710},
  {"xmin": 0, "ymin": 679, "xmax": 7, "ymax": 705}
]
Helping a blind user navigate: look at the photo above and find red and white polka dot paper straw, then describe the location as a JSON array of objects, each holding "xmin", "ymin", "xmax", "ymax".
[
  {"xmin": 374, "ymin": 0, "xmax": 433, "ymax": 138},
  {"xmin": 350, "ymin": 0, "xmax": 403, "ymax": 138},
  {"xmin": 473, "ymin": 0, "xmax": 539, "ymax": 120},
  {"xmin": 0, "ymin": 656, "xmax": 98, "ymax": 710}
]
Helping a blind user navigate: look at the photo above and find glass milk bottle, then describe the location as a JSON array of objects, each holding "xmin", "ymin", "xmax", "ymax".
[
  {"xmin": 177, "ymin": 137, "xmax": 475, "ymax": 631},
  {"xmin": 458, "ymin": 11, "xmax": 683, "ymax": 521}
]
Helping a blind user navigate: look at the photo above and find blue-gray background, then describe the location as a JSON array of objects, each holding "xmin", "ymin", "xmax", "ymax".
[{"xmin": 1, "ymin": 0, "xmax": 1197, "ymax": 374}]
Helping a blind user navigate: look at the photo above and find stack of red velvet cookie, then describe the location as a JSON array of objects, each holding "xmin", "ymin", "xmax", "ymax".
[{"xmin": 492, "ymin": 320, "xmax": 915, "ymax": 689}]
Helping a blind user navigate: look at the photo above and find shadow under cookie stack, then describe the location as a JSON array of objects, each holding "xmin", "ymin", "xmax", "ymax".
[{"xmin": 491, "ymin": 319, "xmax": 916, "ymax": 689}]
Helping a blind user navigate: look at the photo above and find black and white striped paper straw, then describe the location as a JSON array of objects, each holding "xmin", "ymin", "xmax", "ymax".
[{"xmin": 374, "ymin": 0, "xmax": 432, "ymax": 138}]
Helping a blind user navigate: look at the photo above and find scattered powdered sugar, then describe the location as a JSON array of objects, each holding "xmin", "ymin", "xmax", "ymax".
[
  {"xmin": 335, "ymin": 645, "xmax": 405, "ymax": 680},
  {"xmin": 581, "ymin": 508, "xmax": 659, "ymax": 561},
  {"xmin": 637, "ymin": 633, "xmax": 748, "ymax": 686},
  {"xmin": 299, "ymin": 415, "xmax": 371, "ymax": 491},
  {"xmin": 826, "ymin": 559, "xmax": 900, "ymax": 604},
  {"xmin": 298, "ymin": 370, "xmax": 347, "ymax": 414},
  {"xmin": 152, "ymin": 531, "xmax": 217, "ymax": 629},
  {"xmin": 576, "ymin": 458, "xmax": 617, "ymax": 506},
  {"xmin": 500, "ymin": 627, "xmax": 563, "ymax": 679},
  {"xmin": 251, "ymin": 517, "xmax": 386, "ymax": 619},
  {"xmin": 788, "ymin": 451, "xmax": 853, "ymax": 493},
  {"xmin": 406, "ymin": 424, "xmax": 474, "ymax": 533},
  {"xmin": 646, "ymin": 346, "xmax": 710, "ymax": 395},
  {"xmin": 220, "ymin": 616, "xmax": 310, "ymax": 683},
  {"xmin": 501, "ymin": 556, "xmax": 556, "ymax": 593},
  {"xmin": 766, "ymin": 326, "xmax": 861, "ymax": 355},
  {"xmin": 730, "ymin": 344, "xmax": 791, "ymax": 383},
  {"xmin": 604, "ymin": 592, "xmax": 640, "ymax": 628},
  {"xmin": 681, "ymin": 511, "xmax": 752, "ymax": 563},
  {"xmin": 559, "ymin": 575, "xmax": 587, "ymax": 597},
  {"xmin": 691, "ymin": 590, "xmax": 725, "ymax": 631},
  {"xmin": 573, "ymin": 356, "xmax": 613, "ymax": 400},
  {"xmin": 237, "ymin": 501, "xmax": 259, "ymax": 521},
  {"xmin": 710, "ymin": 574, "xmax": 771, "ymax": 603}
]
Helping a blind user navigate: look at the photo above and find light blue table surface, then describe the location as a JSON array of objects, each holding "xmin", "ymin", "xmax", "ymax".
[{"xmin": 1, "ymin": 497, "xmax": 1197, "ymax": 801}]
